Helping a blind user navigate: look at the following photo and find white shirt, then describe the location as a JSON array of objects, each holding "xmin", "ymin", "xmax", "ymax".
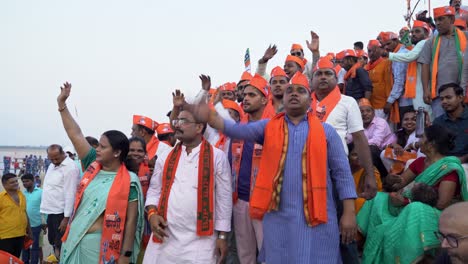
[
  {"xmin": 321, "ymin": 95, "xmax": 364, "ymax": 154},
  {"xmin": 40, "ymin": 156, "xmax": 80, "ymax": 217},
  {"xmin": 144, "ymin": 143, "xmax": 232, "ymax": 264},
  {"xmin": 156, "ymin": 141, "xmax": 172, "ymax": 159},
  {"xmin": 337, "ymin": 68, "xmax": 347, "ymax": 85}
]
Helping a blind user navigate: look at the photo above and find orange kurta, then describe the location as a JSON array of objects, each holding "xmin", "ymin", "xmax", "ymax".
[
  {"xmin": 366, "ymin": 58, "xmax": 393, "ymax": 109},
  {"xmin": 353, "ymin": 167, "xmax": 382, "ymax": 213}
]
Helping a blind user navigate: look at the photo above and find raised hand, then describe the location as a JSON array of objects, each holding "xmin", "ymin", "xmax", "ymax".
[
  {"xmin": 306, "ymin": 31, "xmax": 320, "ymax": 53},
  {"xmin": 58, "ymin": 82, "xmax": 72, "ymax": 106},
  {"xmin": 172, "ymin": 89, "xmax": 186, "ymax": 108},
  {"xmin": 259, "ymin": 45, "xmax": 278, "ymax": 63},
  {"xmin": 199, "ymin": 74, "xmax": 211, "ymax": 91}
]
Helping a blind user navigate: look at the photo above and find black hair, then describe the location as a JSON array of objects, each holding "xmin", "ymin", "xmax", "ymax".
[
  {"xmin": 157, "ymin": 133, "xmax": 174, "ymax": 142},
  {"xmin": 411, "ymin": 183, "xmax": 439, "ymax": 207},
  {"xmin": 424, "ymin": 124, "xmax": 456, "ymax": 155},
  {"xmin": 2, "ymin": 173, "xmax": 16, "ymax": 184},
  {"xmin": 129, "ymin": 137, "xmax": 147, "ymax": 153},
  {"xmin": 166, "ymin": 110, "xmax": 172, "ymax": 118},
  {"xmin": 47, "ymin": 144, "xmax": 64, "ymax": 154},
  {"xmin": 354, "ymin": 41, "xmax": 364, "ymax": 50},
  {"xmin": 21, "ymin": 173, "xmax": 34, "ymax": 181},
  {"xmin": 102, "ymin": 130, "xmax": 130, "ymax": 163},
  {"xmin": 137, "ymin": 124, "xmax": 155, "ymax": 136},
  {"xmin": 438, "ymin": 83, "xmax": 464, "ymax": 96},
  {"xmin": 347, "ymin": 142, "xmax": 355, "ymax": 153},
  {"xmin": 85, "ymin": 136, "xmax": 99, "ymax": 147}
]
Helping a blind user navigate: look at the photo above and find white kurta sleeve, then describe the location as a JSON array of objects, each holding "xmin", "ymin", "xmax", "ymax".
[
  {"xmin": 145, "ymin": 158, "xmax": 164, "ymax": 207},
  {"xmin": 214, "ymin": 149, "xmax": 232, "ymax": 232}
]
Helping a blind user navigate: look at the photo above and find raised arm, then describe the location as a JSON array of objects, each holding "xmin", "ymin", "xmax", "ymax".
[
  {"xmin": 57, "ymin": 82, "xmax": 91, "ymax": 160},
  {"xmin": 306, "ymin": 30, "xmax": 320, "ymax": 71},
  {"xmin": 256, "ymin": 45, "xmax": 277, "ymax": 80},
  {"xmin": 389, "ymin": 40, "xmax": 425, "ymax": 63}
]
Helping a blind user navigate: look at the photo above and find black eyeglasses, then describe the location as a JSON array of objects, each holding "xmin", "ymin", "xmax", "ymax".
[
  {"xmin": 171, "ymin": 119, "xmax": 197, "ymax": 126},
  {"xmin": 291, "ymin": 52, "xmax": 302, "ymax": 57},
  {"xmin": 434, "ymin": 231, "xmax": 468, "ymax": 248}
]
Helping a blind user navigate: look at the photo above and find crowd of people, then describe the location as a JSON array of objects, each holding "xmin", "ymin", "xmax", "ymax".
[
  {"xmin": 1, "ymin": 1, "xmax": 468, "ymax": 264},
  {"xmin": 2, "ymin": 155, "xmax": 51, "ymax": 176}
]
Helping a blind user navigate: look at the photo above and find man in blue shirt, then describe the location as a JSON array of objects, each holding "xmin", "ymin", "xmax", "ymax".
[{"xmin": 21, "ymin": 173, "xmax": 44, "ymax": 264}]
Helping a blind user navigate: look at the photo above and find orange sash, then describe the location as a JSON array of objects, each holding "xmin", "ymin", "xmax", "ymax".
[
  {"xmin": 62, "ymin": 162, "xmax": 131, "ymax": 264},
  {"xmin": 364, "ymin": 57, "xmax": 383, "ymax": 71},
  {"xmin": 344, "ymin": 63, "xmax": 361, "ymax": 81},
  {"xmin": 250, "ymin": 112, "xmax": 328, "ymax": 226},
  {"xmin": 153, "ymin": 139, "xmax": 214, "ymax": 242},
  {"xmin": 215, "ymin": 133, "xmax": 228, "ymax": 150},
  {"xmin": 231, "ymin": 106, "xmax": 275, "ymax": 203},
  {"xmin": 146, "ymin": 136, "xmax": 160, "ymax": 160},
  {"xmin": 311, "ymin": 86, "xmax": 342, "ymax": 121},
  {"xmin": 404, "ymin": 60, "xmax": 418, "ymax": 98},
  {"xmin": 431, "ymin": 28, "xmax": 467, "ymax": 99},
  {"xmin": 389, "ymin": 101, "xmax": 401, "ymax": 124},
  {"xmin": 138, "ymin": 161, "xmax": 151, "ymax": 198}
]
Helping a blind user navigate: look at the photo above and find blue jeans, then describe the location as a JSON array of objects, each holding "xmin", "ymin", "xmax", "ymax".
[{"xmin": 22, "ymin": 226, "xmax": 41, "ymax": 264}]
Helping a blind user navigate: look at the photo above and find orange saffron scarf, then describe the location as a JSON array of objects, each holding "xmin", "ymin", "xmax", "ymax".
[
  {"xmin": 231, "ymin": 105, "xmax": 275, "ymax": 203},
  {"xmin": 311, "ymin": 86, "xmax": 342, "ymax": 121},
  {"xmin": 344, "ymin": 63, "xmax": 362, "ymax": 81},
  {"xmin": 153, "ymin": 139, "xmax": 214, "ymax": 242},
  {"xmin": 138, "ymin": 161, "xmax": 151, "ymax": 198},
  {"xmin": 62, "ymin": 162, "xmax": 131, "ymax": 264},
  {"xmin": 249, "ymin": 112, "xmax": 328, "ymax": 226},
  {"xmin": 431, "ymin": 28, "xmax": 467, "ymax": 99},
  {"xmin": 146, "ymin": 136, "xmax": 160, "ymax": 160},
  {"xmin": 364, "ymin": 57, "xmax": 384, "ymax": 71}
]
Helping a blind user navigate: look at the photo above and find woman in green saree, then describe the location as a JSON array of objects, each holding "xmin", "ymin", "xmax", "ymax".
[
  {"xmin": 57, "ymin": 82, "xmax": 144, "ymax": 264},
  {"xmin": 357, "ymin": 125, "xmax": 468, "ymax": 264}
]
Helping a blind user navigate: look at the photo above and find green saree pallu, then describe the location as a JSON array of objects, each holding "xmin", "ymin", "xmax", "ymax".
[{"xmin": 357, "ymin": 156, "xmax": 468, "ymax": 264}]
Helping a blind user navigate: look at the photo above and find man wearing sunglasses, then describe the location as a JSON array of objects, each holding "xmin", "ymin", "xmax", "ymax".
[
  {"xmin": 435, "ymin": 201, "xmax": 468, "ymax": 263},
  {"xmin": 388, "ymin": 20, "xmax": 432, "ymax": 119}
]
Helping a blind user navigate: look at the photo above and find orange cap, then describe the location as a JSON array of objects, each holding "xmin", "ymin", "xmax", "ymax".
[
  {"xmin": 340, "ymin": 49, "xmax": 357, "ymax": 58},
  {"xmin": 335, "ymin": 50, "xmax": 346, "ymax": 60},
  {"xmin": 326, "ymin": 52, "xmax": 335, "ymax": 59},
  {"xmin": 433, "ymin": 6, "xmax": 455, "ymax": 18},
  {"xmin": 455, "ymin": 18, "xmax": 467, "ymax": 30},
  {"xmin": 270, "ymin": 66, "xmax": 288, "ymax": 79},
  {"xmin": 247, "ymin": 74, "xmax": 269, "ymax": 97},
  {"xmin": 291, "ymin": 43, "xmax": 303, "ymax": 51},
  {"xmin": 285, "ymin": 55, "xmax": 305, "ymax": 70},
  {"xmin": 220, "ymin": 82, "xmax": 235, "ymax": 91},
  {"xmin": 378, "ymin": 31, "xmax": 399, "ymax": 43},
  {"xmin": 222, "ymin": 99, "xmax": 244, "ymax": 115},
  {"xmin": 239, "ymin": 71, "xmax": 253, "ymax": 82},
  {"xmin": 356, "ymin": 50, "xmax": 368, "ymax": 58},
  {"xmin": 290, "ymin": 72, "xmax": 310, "ymax": 92},
  {"xmin": 413, "ymin": 20, "xmax": 431, "ymax": 32},
  {"xmin": 133, "ymin": 115, "xmax": 158, "ymax": 130},
  {"xmin": 313, "ymin": 58, "xmax": 336, "ymax": 74},
  {"xmin": 367, "ymin": 39, "xmax": 382, "ymax": 49},
  {"xmin": 358, "ymin": 98, "xmax": 373, "ymax": 108},
  {"xmin": 156, "ymin": 123, "xmax": 174, "ymax": 135}
]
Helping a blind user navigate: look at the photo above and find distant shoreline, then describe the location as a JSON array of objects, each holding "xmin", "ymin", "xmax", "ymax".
[{"xmin": 0, "ymin": 146, "xmax": 48, "ymax": 149}]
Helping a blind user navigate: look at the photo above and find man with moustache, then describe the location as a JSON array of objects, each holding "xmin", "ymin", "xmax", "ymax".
[
  {"xmin": 388, "ymin": 21, "xmax": 432, "ymax": 117},
  {"xmin": 185, "ymin": 71, "xmax": 358, "ymax": 263},
  {"xmin": 379, "ymin": 31, "xmax": 411, "ymax": 120},
  {"xmin": 311, "ymin": 58, "xmax": 377, "ymax": 263},
  {"xmin": 269, "ymin": 66, "xmax": 289, "ymax": 113},
  {"xmin": 143, "ymin": 104, "xmax": 232, "ymax": 263},
  {"xmin": 435, "ymin": 202, "xmax": 468, "ymax": 264},
  {"xmin": 420, "ymin": 6, "xmax": 467, "ymax": 118}
]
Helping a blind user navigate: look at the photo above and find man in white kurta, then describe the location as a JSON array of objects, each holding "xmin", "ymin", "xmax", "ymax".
[{"xmin": 143, "ymin": 110, "xmax": 233, "ymax": 264}]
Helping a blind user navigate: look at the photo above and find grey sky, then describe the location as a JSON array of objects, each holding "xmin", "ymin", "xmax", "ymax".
[{"xmin": 1, "ymin": 0, "xmax": 447, "ymax": 146}]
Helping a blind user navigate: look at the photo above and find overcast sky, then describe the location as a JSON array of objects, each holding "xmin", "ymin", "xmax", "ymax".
[{"xmin": 1, "ymin": 0, "xmax": 448, "ymax": 147}]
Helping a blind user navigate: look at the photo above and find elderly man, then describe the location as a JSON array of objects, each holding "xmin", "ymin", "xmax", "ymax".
[
  {"xmin": 420, "ymin": 6, "xmax": 468, "ymax": 118},
  {"xmin": 186, "ymin": 72, "xmax": 358, "ymax": 263},
  {"xmin": 436, "ymin": 202, "xmax": 468, "ymax": 264},
  {"xmin": 143, "ymin": 105, "xmax": 233, "ymax": 263},
  {"xmin": 358, "ymin": 99, "xmax": 396, "ymax": 178},
  {"xmin": 40, "ymin": 144, "xmax": 80, "ymax": 258},
  {"xmin": 389, "ymin": 21, "xmax": 432, "ymax": 118}
]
